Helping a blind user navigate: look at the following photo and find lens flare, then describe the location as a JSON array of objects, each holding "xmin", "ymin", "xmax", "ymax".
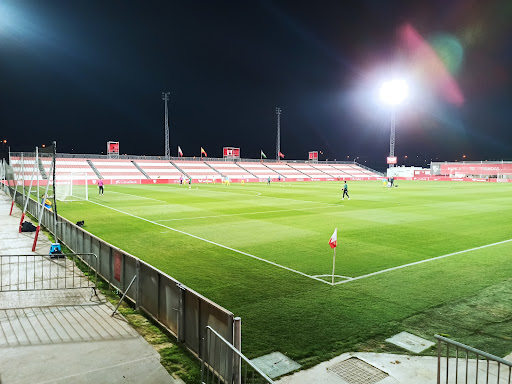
[
  {"xmin": 429, "ymin": 34, "xmax": 464, "ymax": 75},
  {"xmin": 399, "ymin": 24, "xmax": 464, "ymax": 106}
]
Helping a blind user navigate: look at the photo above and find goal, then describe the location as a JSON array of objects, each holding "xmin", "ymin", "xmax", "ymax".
[{"xmin": 56, "ymin": 172, "xmax": 89, "ymax": 201}]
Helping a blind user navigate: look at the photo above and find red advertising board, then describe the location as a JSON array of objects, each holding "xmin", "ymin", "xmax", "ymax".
[
  {"xmin": 308, "ymin": 151, "xmax": 318, "ymax": 161},
  {"xmin": 223, "ymin": 147, "xmax": 240, "ymax": 158},
  {"xmin": 114, "ymin": 251, "xmax": 122, "ymax": 282},
  {"xmin": 387, "ymin": 157, "xmax": 397, "ymax": 164}
]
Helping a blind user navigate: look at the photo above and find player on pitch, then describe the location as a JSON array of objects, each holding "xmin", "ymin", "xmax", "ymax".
[{"xmin": 342, "ymin": 181, "xmax": 350, "ymax": 200}]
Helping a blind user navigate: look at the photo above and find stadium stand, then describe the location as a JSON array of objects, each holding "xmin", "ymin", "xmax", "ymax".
[
  {"xmin": 328, "ymin": 163, "xmax": 381, "ymax": 178},
  {"xmin": 11, "ymin": 154, "xmax": 381, "ymax": 183},
  {"xmin": 288, "ymin": 163, "xmax": 334, "ymax": 179},
  {"xmin": 346, "ymin": 164, "xmax": 380, "ymax": 177},
  {"xmin": 9, "ymin": 156, "xmax": 42, "ymax": 181},
  {"xmin": 55, "ymin": 158, "xmax": 99, "ymax": 181},
  {"xmin": 263, "ymin": 163, "xmax": 308, "ymax": 179},
  {"xmin": 134, "ymin": 160, "xmax": 185, "ymax": 180},
  {"xmin": 172, "ymin": 161, "xmax": 222, "ymax": 181},
  {"xmin": 308, "ymin": 164, "xmax": 337, "ymax": 178},
  {"xmin": 89, "ymin": 159, "xmax": 146, "ymax": 180},
  {"xmin": 236, "ymin": 162, "xmax": 280, "ymax": 179},
  {"xmin": 207, "ymin": 162, "xmax": 254, "ymax": 180}
]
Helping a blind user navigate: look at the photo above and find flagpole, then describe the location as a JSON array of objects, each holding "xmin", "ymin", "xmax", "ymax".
[{"xmin": 332, "ymin": 247, "xmax": 336, "ymax": 285}]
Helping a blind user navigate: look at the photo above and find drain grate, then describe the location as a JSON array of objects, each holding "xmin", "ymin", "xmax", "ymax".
[{"xmin": 327, "ymin": 357, "xmax": 389, "ymax": 384}]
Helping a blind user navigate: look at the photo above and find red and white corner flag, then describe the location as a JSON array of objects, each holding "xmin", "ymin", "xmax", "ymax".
[
  {"xmin": 329, "ymin": 228, "xmax": 337, "ymax": 249},
  {"xmin": 278, "ymin": 151, "xmax": 285, "ymax": 158},
  {"xmin": 178, "ymin": 146, "xmax": 183, "ymax": 157}
]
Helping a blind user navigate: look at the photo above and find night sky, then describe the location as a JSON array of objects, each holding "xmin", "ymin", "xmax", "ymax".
[{"xmin": 1, "ymin": 0, "xmax": 512, "ymax": 171}]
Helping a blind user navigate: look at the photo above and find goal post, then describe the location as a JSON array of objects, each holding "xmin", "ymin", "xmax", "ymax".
[{"xmin": 55, "ymin": 172, "xmax": 89, "ymax": 201}]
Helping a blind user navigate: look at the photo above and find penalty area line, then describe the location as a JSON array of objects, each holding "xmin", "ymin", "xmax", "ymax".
[
  {"xmin": 333, "ymin": 238, "xmax": 512, "ymax": 285},
  {"xmin": 85, "ymin": 199, "xmax": 331, "ymax": 285},
  {"xmin": 156, "ymin": 205, "xmax": 340, "ymax": 222},
  {"xmin": 176, "ymin": 186, "xmax": 343, "ymax": 207},
  {"xmin": 106, "ymin": 191, "xmax": 168, "ymax": 203}
]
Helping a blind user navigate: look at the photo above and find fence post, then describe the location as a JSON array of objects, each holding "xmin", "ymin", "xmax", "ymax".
[
  {"xmin": 135, "ymin": 260, "xmax": 141, "ymax": 309},
  {"xmin": 233, "ymin": 317, "xmax": 242, "ymax": 384},
  {"xmin": 178, "ymin": 283, "xmax": 186, "ymax": 343},
  {"xmin": 437, "ymin": 338, "xmax": 441, "ymax": 384}
]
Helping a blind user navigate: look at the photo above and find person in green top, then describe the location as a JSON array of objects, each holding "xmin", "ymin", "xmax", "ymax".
[{"xmin": 342, "ymin": 181, "xmax": 350, "ymax": 200}]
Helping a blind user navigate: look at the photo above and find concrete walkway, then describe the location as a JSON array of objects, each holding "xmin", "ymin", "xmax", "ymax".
[
  {"xmin": 0, "ymin": 191, "xmax": 177, "ymax": 383},
  {"xmin": 276, "ymin": 350, "xmax": 512, "ymax": 383}
]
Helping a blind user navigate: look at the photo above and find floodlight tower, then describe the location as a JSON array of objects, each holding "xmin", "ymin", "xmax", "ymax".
[
  {"xmin": 162, "ymin": 92, "xmax": 170, "ymax": 160},
  {"xmin": 379, "ymin": 79, "xmax": 408, "ymax": 167},
  {"xmin": 275, "ymin": 107, "xmax": 281, "ymax": 160}
]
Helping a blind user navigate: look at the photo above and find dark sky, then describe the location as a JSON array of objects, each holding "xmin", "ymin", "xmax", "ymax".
[{"xmin": 1, "ymin": 0, "xmax": 512, "ymax": 171}]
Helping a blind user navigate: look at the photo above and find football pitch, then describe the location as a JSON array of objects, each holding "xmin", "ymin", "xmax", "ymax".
[{"xmin": 56, "ymin": 180, "xmax": 512, "ymax": 366}]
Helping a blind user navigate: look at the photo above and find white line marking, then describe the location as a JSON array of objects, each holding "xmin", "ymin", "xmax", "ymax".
[
  {"xmin": 160, "ymin": 185, "xmax": 342, "ymax": 207},
  {"xmin": 106, "ymin": 191, "xmax": 168, "ymax": 203},
  {"xmin": 313, "ymin": 274, "xmax": 353, "ymax": 279},
  {"xmin": 156, "ymin": 205, "xmax": 340, "ymax": 222},
  {"xmin": 334, "ymin": 238, "xmax": 512, "ymax": 285},
  {"xmin": 85, "ymin": 199, "xmax": 331, "ymax": 285}
]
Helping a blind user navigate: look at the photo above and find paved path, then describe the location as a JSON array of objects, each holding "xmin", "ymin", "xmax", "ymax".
[
  {"xmin": 0, "ymin": 191, "xmax": 177, "ymax": 383},
  {"xmin": 277, "ymin": 351, "xmax": 512, "ymax": 384}
]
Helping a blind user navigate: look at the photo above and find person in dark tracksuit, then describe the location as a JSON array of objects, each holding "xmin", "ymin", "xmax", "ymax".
[{"xmin": 342, "ymin": 181, "xmax": 350, "ymax": 200}]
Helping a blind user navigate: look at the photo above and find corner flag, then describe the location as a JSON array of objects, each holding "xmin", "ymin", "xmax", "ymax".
[
  {"xmin": 278, "ymin": 151, "xmax": 285, "ymax": 158},
  {"xmin": 178, "ymin": 146, "xmax": 183, "ymax": 157},
  {"xmin": 261, "ymin": 150, "xmax": 267, "ymax": 159},
  {"xmin": 329, "ymin": 228, "xmax": 337, "ymax": 249},
  {"xmin": 201, "ymin": 147, "xmax": 207, "ymax": 157}
]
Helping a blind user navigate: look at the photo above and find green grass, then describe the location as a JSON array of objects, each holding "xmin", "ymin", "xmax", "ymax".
[{"xmin": 55, "ymin": 180, "xmax": 512, "ymax": 367}]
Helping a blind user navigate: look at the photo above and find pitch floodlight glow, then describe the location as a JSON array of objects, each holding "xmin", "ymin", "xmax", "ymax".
[{"xmin": 379, "ymin": 79, "xmax": 408, "ymax": 106}]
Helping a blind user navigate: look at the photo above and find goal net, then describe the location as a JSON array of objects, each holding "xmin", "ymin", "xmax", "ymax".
[{"xmin": 55, "ymin": 172, "xmax": 89, "ymax": 201}]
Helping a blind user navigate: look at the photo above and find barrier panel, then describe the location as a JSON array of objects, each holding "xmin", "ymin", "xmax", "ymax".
[
  {"xmin": 14, "ymin": 189, "xmax": 236, "ymax": 362},
  {"xmin": 202, "ymin": 325, "xmax": 274, "ymax": 384},
  {"xmin": 0, "ymin": 253, "xmax": 97, "ymax": 293}
]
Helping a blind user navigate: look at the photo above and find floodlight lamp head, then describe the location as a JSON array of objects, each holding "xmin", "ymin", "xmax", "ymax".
[{"xmin": 379, "ymin": 79, "xmax": 408, "ymax": 106}]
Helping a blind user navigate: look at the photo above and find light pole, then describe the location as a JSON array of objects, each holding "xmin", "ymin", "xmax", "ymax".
[
  {"xmin": 379, "ymin": 79, "xmax": 408, "ymax": 168},
  {"xmin": 162, "ymin": 92, "xmax": 170, "ymax": 160},
  {"xmin": 275, "ymin": 107, "xmax": 281, "ymax": 160}
]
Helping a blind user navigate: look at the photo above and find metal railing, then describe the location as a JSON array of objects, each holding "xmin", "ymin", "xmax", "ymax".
[
  {"xmin": 0, "ymin": 253, "xmax": 97, "ymax": 293},
  {"xmin": 202, "ymin": 324, "xmax": 274, "ymax": 384},
  {"xmin": 9, "ymin": 151, "xmax": 370, "ymax": 165},
  {"xmin": 436, "ymin": 335, "xmax": 512, "ymax": 384},
  {"xmin": 7, "ymin": 184, "xmax": 236, "ymax": 365}
]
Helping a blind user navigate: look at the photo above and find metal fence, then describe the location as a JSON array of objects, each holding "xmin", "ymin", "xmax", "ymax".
[
  {"xmin": 436, "ymin": 335, "xmax": 512, "ymax": 384},
  {"xmin": 9, "ymin": 151, "xmax": 361, "ymax": 165},
  {"xmin": 8, "ymin": 184, "xmax": 237, "ymax": 363},
  {"xmin": 0, "ymin": 253, "xmax": 97, "ymax": 293},
  {"xmin": 202, "ymin": 325, "xmax": 274, "ymax": 384}
]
